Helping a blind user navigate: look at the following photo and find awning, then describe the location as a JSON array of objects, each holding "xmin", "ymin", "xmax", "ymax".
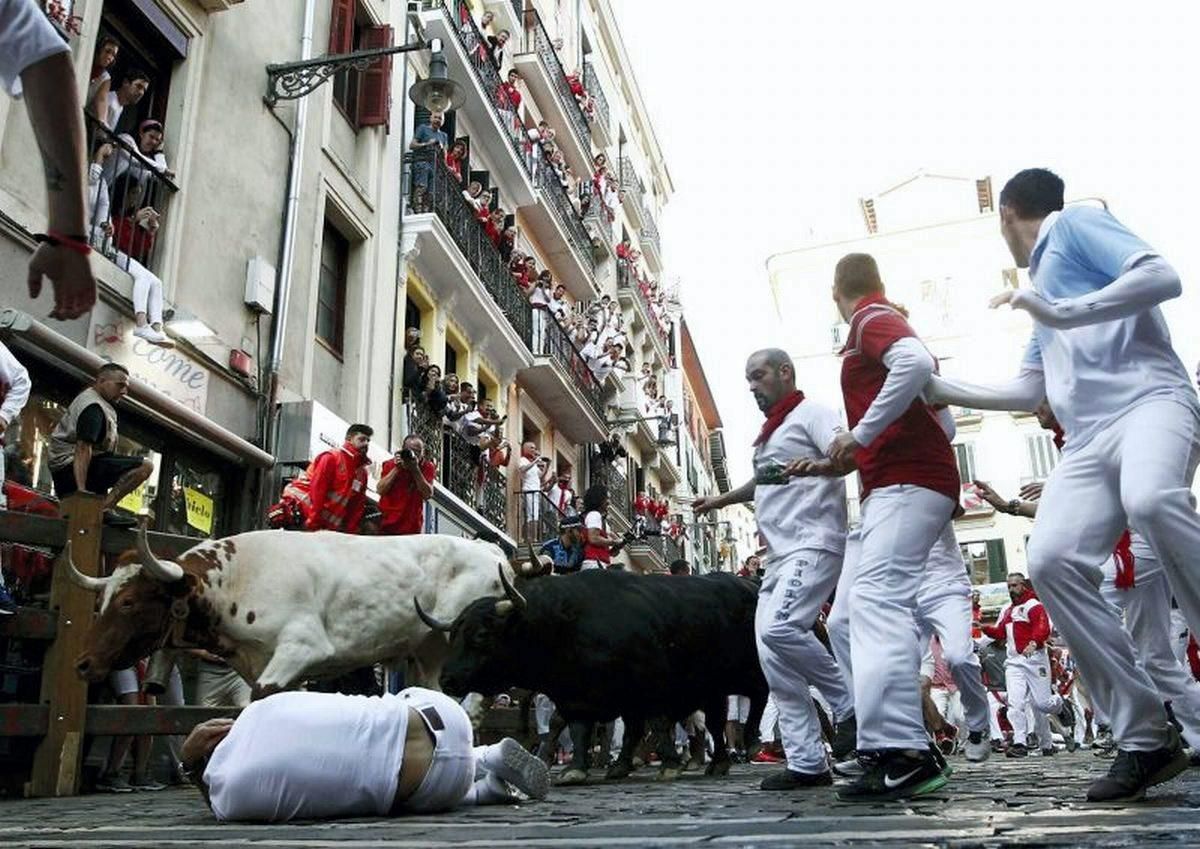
[{"xmin": 0, "ymin": 309, "xmax": 274, "ymax": 468}]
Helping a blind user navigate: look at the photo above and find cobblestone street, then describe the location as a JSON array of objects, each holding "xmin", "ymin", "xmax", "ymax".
[{"xmin": 4, "ymin": 753, "xmax": 1200, "ymax": 848}]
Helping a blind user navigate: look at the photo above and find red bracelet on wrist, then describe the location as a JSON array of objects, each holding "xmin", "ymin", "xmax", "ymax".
[{"xmin": 36, "ymin": 230, "xmax": 92, "ymax": 257}]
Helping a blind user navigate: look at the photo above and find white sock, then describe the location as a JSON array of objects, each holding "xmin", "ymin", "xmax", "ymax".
[{"xmin": 463, "ymin": 772, "xmax": 512, "ymax": 806}]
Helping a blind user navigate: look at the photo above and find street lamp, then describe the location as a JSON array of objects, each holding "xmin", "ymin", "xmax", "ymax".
[{"xmin": 265, "ymin": 37, "xmax": 465, "ymax": 110}]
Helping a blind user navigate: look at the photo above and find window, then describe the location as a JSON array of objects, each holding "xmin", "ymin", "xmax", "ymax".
[
  {"xmin": 317, "ymin": 222, "xmax": 349, "ymax": 353},
  {"xmin": 1026, "ymin": 432, "xmax": 1058, "ymax": 481},
  {"xmin": 976, "ymin": 177, "xmax": 994, "ymax": 213},
  {"xmin": 444, "ymin": 343, "xmax": 458, "ymax": 378},
  {"xmin": 95, "ymin": 4, "xmax": 188, "ymax": 134},
  {"xmin": 831, "ymin": 322, "xmax": 847, "ymax": 352},
  {"xmin": 859, "ymin": 197, "xmax": 877, "ymax": 234},
  {"xmin": 329, "ymin": 0, "xmax": 393, "ymax": 129},
  {"xmin": 961, "ymin": 540, "xmax": 1008, "ymax": 584},
  {"xmin": 952, "ymin": 442, "xmax": 976, "ymax": 484}
]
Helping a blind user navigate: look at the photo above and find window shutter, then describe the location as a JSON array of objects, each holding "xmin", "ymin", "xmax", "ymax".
[
  {"xmin": 357, "ymin": 25, "xmax": 393, "ymax": 128},
  {"xmin": 329, "ymin": 0, "xmax": 356, "ymax": 55},
  {"xmin": 986, "ymin": 539, "xmax": 1008, "ymax": 583}
]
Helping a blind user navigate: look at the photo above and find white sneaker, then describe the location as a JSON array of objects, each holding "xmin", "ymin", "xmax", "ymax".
[
  {"xmin": 831, "ymin": 753, "xmax": 869, "ymax": 778},
  {"xmin": 484, "ymin": 737, "xmax": 550, "ymax": 800},
  {"xmin": 964, "ymin": 732, "xmax": 990, "ymax": 762},
  {"xmin": 132, "ymin": 325, "xmax": 175, "ymax": 347}
]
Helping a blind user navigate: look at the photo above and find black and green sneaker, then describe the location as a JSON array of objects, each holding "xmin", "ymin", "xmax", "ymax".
[{"xmin": 836, "ymin": 749, "xmax": 948, "ymax": 803}]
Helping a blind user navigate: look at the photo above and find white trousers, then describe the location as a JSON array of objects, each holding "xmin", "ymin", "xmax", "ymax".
[
  {"xmin": 828, "ymin": 486, "xmax": 958, "ymax": 750},
  {"xmin": 119, "ymin": 252, "xmax": 164, "ymax": 325},
  {"xmin": 1004, "ymin": 652, "xmax": 1062, "ymax": 746},
  {"xmin": 1101, "ymin": 558, "xmax": 1200, "ymax": 744},
  {"xmin": 755, "ymin": 548, "xmax": 852, "ymax": 772},
  {"xmin": 759, "ymin": 694, "xmax": 780, "ymax": 743},
  {"xmin": 987, "ymin": 690, "xmax": 1006, "ymax": 742},
  {"xmin": 1027, "ymin": 399, "xmax": 1200, "ymax": 751},
  {"xmin": 930, "ymin": 688, "xmax": 964, "ymax": 732}
]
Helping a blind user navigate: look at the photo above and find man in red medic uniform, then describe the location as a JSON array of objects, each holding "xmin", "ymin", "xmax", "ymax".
[
  {"xmin": 283, "ymin": 424, "xmax": 374, "ymax": 533},
  {"xmin": 981, "ymin": 573, "xmax": 1075, "ymax": 757}
]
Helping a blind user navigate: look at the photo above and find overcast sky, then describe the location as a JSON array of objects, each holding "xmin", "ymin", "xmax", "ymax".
[{"xmin": 609, "ymin": 1, "xmax": 1200, "ymax": 483}]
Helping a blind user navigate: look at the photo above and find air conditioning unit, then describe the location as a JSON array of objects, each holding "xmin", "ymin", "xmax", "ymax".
[{"xmin": 245, "ymin": 256, "xmax": 277, "ymax": 314}]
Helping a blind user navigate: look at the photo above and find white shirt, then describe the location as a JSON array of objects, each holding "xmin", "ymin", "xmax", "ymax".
[
  {"xmin": 204, "ymin": 691, "xmax": 410, "ymax": 822},
  {"xmin": 753, "ymin": 400, "xmax": 848, "ymax": 559},
  {"xmin": 458, "ymin": 410, "xmax": 484, "ymax": 446},
  {"xmin": 520, "ymin": 457, "xmax": 543, "ymax": 492},
  {"xmin": 0, "ymin": 340, "xmax": 31, "ymax": 425},
  {"xmin": 0, "ymin": 0, "xmax": 68, "ymax": 97},
  {"xmin": 547, "ymin": 482, "xmax": 574, "ymax": 513},
  {"xmin": 104, "ymin": 90, "xmax": 124, "ymax": 131}
]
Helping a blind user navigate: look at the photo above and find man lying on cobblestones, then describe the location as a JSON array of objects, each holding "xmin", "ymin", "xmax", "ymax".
[{"xmin": 178, "ymin": 688, "xmax": 549, "ymax": 822}]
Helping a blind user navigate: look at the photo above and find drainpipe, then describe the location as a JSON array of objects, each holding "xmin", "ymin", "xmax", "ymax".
[{"xmin": 260, "ymin": 0, "xmax": 317, "ymax": 517}]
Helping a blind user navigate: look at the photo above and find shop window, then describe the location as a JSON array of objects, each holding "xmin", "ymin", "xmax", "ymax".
[
  {"xmin": 952, "ymin": 442, "xmax": 976, "ymax": 484},
  {"xmin": 329, "ymin": 0, "xmax": 393, "ymax": 129},
  {"xmin": 165, "ymin": 462, "xmax": 224, "ymax": 539},
  {"xmin": 317, "ymin": 221, "xmax": 349, "ymax": 354},
  {"xmin": 962, "ymin": 539, "xmax": 1008, "ymax": 585}
]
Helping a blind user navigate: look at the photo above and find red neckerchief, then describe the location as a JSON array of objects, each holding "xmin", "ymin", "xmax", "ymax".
[
  {"xmin": 1113, "ymin": 530, "xmax": 1136, "ymax": 590},
  {"xmin": 1051, "ymin": 424, "xmax": 1065, "ymax": 451},
  {"xmin": 341, "ymin": 442, "xmax": 371, "ymax": 468},
  {"xmin": 753, "ymin": 390, "xmax": 805, "ymax": 447}
]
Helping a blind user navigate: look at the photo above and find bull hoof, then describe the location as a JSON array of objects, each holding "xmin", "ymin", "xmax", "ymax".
[
  {"xmin": 556, "ymin": 768, "xmax": 589, "ymax": 786},
  {"xmin": 655, "ymin": 765, "xmax": 682, "ymax": 782},
  {"xmin": 605, "ymin": 761, "xmax": 634, "ymax": 780},
  {"xmin": 705, "ymin": 759, "xmax": 731, "ymax": 777}
]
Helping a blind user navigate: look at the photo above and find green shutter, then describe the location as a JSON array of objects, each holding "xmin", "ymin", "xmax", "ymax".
[{"xmin": 987, "ymin": 539, "xmax": 1008, "ymax": 582}]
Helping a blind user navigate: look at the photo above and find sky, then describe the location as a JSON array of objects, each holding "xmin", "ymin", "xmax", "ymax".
[{"xmin": 608, "ymin": 0, "xmax": 1200, "ymax": 484}]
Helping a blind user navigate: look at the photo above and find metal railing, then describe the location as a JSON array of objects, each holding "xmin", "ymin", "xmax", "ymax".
[
  {"xmin": 84, "ymin": 115, "xmax": 179, "ymax": 277},
  {"xmin": 640, "ymin": 213, "xmax": 661, "ymax": 257},
  {"xmin": 663, "ymin": 533, "xmax": 682, "ymax": 566},
  {"xmin": 534, "ymin": 162, "xmax": 597, "ymax": 277},
  {"xmin": 582, "ymin": 61, "xmax": 609, "ymax": 135},
  {"xmin": 516, "ymin": 490, "xmax": 566, "ymax": 546},
  {"xmin": 510, "ymin": 0, "xmax": 523, "ymax": 22},
  {"xmin": 583, "ymin": 196, "xmax": 613, "ymax": 251},
  {"xmin": 531, "ymin": 308, "xmax": 604, "ymax": 419},
  {"xmin": 439, "ymin": 0, "xmax": 534, "ymax": 179},
  {"xmin": 618, "ymin": 156, "xmax": 644, "ymax": 211},
  {"xmin": 617, "ymin": 264, "xmax": 669, "ymax": 347},
  {"xmin": 407, "ymin": 398, "xmax": 507, "ymax": 530},
  {"xmin": 405, "ymin": 148, "xmax": 532, "ymax": 346},
  {"xmin": 590, "ymin": 461, "xmax": 630, "ymax": 528},
  {"xmin": 521, "ymin": 7, "xmax": 590, "ymax": 152}
]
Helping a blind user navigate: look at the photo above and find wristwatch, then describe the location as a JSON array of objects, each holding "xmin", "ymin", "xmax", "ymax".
[{"xmin": 1006, "ymin": 499, "xmax": 1021, "ymax": 516}]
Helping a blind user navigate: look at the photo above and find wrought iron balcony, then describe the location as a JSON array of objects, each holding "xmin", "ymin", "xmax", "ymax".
[
  {"xmin": 521, "ymin": 7, "xmax": 590, "ymax": 154},
  {"xmin": 618, "ymin": 156, "xmax": 646, "ymax": 228},
  {"xmin": 582, "ymin": 61, "xmax": 610, "ymax": 144},
  {"xmin": 590, "ymin": 460, "xmax": 631, "ymax": 530},
  {"xmin": 533, "ymin": 159, "xmax": 597, "ymax": 280},
  {"xmin": 531, "ymin": 309, "xmax": 605, "ymax": 417},
  {"xmin": 639, "ymin": 213, "xmax": 662, "ymax": 272},
  {"xmin": 428, "ymin": 0, "xmax": 534, "ymax": 183},
  {"xmin": 407, "ymin": 398, "xmax": 507, "ymax": 530},
  {"xmin": 516, "ymin": 489, "xmax": 568, "ymax": 546},
  {"xmin": 663, "ymin": 533, "xmax": 682, "ymax": 566},
  {"xmin": 405, "ymin": 148, "xmax": 532, "ymax": 347},
  {"xmin": 617, "ymin": 263, "xmax": 670, "ymax": 353},
  {"xmin": 583, "ymin": 197, "xmax": 614, "ymax": 257}
]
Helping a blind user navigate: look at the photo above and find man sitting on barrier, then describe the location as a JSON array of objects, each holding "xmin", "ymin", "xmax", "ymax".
[{"xmin": 179, "ymin": 688, "xmax": 550, "ymax": 822}]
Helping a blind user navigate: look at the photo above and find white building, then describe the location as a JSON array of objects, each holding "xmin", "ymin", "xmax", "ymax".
[{"xmin": 766, "ymin": 172, "xmax": 1092, "ymax": 581}]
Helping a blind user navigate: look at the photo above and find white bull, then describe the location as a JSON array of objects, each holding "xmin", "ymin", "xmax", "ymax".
[{"xmin": 69, "ymin": 524, "xmax": 522, "ymax": 697}]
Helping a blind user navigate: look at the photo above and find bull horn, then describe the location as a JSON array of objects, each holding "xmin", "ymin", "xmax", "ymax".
[
  {"xmin": 136, "ymin": 520, "xmax": 184, "ymax": 582},
  {"xmin": 62, "ymin": 542, "xmax": 112, "ymax": 593},
  {"xmin": 414, "ymin": 596, "xmax": 452, "ymax": 632},
  {"xmin": 498, "ymin": 563, "xmax": 527, "ymax": 610}
]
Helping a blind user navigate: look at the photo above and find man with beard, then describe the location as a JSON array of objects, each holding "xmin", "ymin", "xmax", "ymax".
[
  {"xmin": 283, "ymin": 424, "xmax": 374, "ymax": 533},
  {"xmin": 694, "ymin": 348, "xmax": 855, "ymax": 791},
  {"xmin": 979, "ymin": 573, "xmax": 1075, "ymax": 757}
]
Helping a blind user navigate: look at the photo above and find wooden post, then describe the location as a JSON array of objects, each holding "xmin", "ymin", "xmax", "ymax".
[{"xmin": 27, "ymin": 493, "xmax": 104, "ymax": 797}]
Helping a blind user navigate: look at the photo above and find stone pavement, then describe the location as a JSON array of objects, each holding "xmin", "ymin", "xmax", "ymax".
[{"xmin": 3, "ymin": 752, "xmax": 1200, "ymax": 848}]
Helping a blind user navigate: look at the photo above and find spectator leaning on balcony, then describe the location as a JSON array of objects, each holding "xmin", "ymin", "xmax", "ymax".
[
  {"xmin": 101, "ymin": 67, "xmax": 150, "ymax": 132},
  {"xmin": 486, "ymin": 29, "xmax": 510, "ymax": 68},
  {"xmin": 47, "ymin": 363, "xmax": 152, "ymax": 527},
  {"xmin": 377, "ymin": 434, "xmax": 435, "ymax": 536},
  {"xmin": 110, "ymin": 172, "xmax": 161, "ymax": 268},
  {"xmin": 114, "ymin": 119, "xmax": 176, "ymax": 199},
  {"xmin": 0, "ymin": 340, "xmax": 31, "ymax": 614},
  {"xmin": 401, "ymin": 327, "xmax": 423, "ymax": 399},
  {"xmin": 546, "ymin": 471, "xmax": 576, "ymax": 517},
  {"xmin": 497, "ymin": 69, "xmax": 521, "ymax": 130},
  {"xmin": 281, "ymin": 424, "xmax": 373, "ymax": 533},
  {"xmin": 87, "ymin": 35, "xmax": 120, "ymax": 127},
  {"xmin": 445, "ymin": 139, "xmax": 467, "ymax": 185},
  {"xmin": 519, "ymin": 442, "xmax": 552, "ymax": 535},
  {"xmin": 409, "ymin": 111, "xmax": 447, "ymax": 212},
  {"xmin": 463, "ymin": 180, "xmax": 483, "ymax": 211}
]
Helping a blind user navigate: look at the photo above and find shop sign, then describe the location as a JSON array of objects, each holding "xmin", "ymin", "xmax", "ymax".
[
  {"xmin": 185, "ymin": 487, "xmax": 214, "ymax": 534},
  {"xmin": 90, "ymin": 311, "xmax": 210, "ymax": 415}
]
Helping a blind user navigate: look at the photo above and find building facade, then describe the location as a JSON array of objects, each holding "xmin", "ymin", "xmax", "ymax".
[
  {"xmin": 766, "ymin": 172, "xmax": 1083, "ymax": 580},
  {"xmin": 1, "ymin": 0, "xmax": 710, "ymax": 565}
]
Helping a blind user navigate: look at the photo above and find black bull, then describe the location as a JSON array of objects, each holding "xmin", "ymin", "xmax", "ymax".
[{"xmin": 425, "ymin": 568, "xmax": 768, "ymax": 779}]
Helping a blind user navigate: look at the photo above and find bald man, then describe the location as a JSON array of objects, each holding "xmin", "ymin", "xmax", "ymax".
[{"xmin": 695, "ymin": 348, "xmax": 854, "ymax": 791}]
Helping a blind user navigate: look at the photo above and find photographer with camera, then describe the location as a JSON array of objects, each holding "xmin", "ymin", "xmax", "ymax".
[{"xmin": 377, "ymin": 434, "xmax": 436, "ymax": 536}]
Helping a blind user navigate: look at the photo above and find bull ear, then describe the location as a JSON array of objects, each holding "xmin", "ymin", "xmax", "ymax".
[{"xmin": 497, "ymin": 563, "xmax": 527, "ymax": 609}]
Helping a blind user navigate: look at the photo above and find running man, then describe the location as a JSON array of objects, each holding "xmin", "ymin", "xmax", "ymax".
[
  {"xmin": 694, "ymin": 348, "xmax": 855, "ymax": 791},
  {"xmin": 925, "ymin": 168, "xmax": 1198, "ymax": 801}
]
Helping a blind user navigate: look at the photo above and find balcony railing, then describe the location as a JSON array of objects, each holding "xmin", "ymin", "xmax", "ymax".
[
  {"xmin": 408, "ymin": 399, "xmax": 507, "ymax": 530},
  {"xmin": 617, "ymin": 264, "xmax": 669, "ymax": 347},
  {"xmin": 532, "ymin": 308, "xmax": 605, "ymax": 419},
  {"xmin": 583, "ymin": 197, "xmax": 613, "ymax": 251},
  {"xmin": 582, "ymin": 61, "xmax": 609, "ymax": 136},
  {"xmin": 517, "ymin": 490, "xmax": 566, "ymax": 546},
  {"xmin": 405, "ymin": 147, "xmax": 532, "ymax": 346},
  {"xmin": 534, "ymin": 161, "xmax": 597, "ymax": 277},
  {"xmin": 640, "ymin": 213, "xmax": 661, "ymax": 255},
  {"xmin": 84, "ymin": 115, "xmax": 179, "ymax": 278},
  {"xmin": 521, "ymin": 7, "xmax": 590, "ymax": 152},
  {"xmin": 591, "ymin": 460, "xmax": 630, "ymax": 529},
  {"xmin": 663, "ymin": 532, "xmax": 682, "ymax": 566},
  {"xmin": 439, "ymin": 0, "xmax": 533, "ymax": 179},
  {"xmin": 619, "ymin": 156, "xmax": 645, "ymax": 210}
]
